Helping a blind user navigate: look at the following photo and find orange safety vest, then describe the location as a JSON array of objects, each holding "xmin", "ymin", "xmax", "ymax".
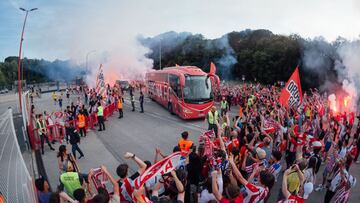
[
  {"xmin": 178, "ymin": 138, "xmax": 193, "ymax": 155},
  {"xmin": 239, "ymin": 106, "xmax": 243, "ymax": 117},
  {"xmin": 117, "ymin": 99, "xmax": 123, "ymax": 109},
  {"xmin": 77, "ymin": 114, "xmax": 86, "ymax": 128}
]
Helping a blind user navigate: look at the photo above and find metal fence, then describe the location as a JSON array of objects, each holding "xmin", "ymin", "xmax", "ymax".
[{"xmin": 0, "ymin": 109, "xmax": 37, "ymax": 203}]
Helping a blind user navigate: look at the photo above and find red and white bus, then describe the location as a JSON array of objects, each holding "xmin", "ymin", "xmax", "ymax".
[{"xmin": 145, "ymin": 66, "xmax": 219, "ymax": 119}]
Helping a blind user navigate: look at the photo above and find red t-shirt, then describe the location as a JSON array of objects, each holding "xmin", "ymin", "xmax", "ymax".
[
  {"xmin": 350, "ymin": 146, "xmax": 358, "ymax": 157},
  {"xmin": 277, "ymin": 195, "xmax": 304, "ymax": 203},
  {"xmin": 220, "ymin": 193, "xmax": 244, "ymax": 203}
]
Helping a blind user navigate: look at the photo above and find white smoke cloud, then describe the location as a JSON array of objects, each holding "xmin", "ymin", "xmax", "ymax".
[
  {"xmin": 213, "ymin": 35, "xmax": 237, "ymax": 79},
  {"xmin": 24, "ymin": 0, "xmax": 155, "ymax": 87},
  {"xmin": 336, "ymin": 40, "xmax": 360, "ymax": 110},
  {"xmin": 303, "ymin": 37, "xmax": 360, "ymax": 112}
]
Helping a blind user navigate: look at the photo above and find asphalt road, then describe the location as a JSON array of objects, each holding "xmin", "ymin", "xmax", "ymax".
[{"xmin": 1, "ymin": 91, "xmax": 359, "ymax": 202}]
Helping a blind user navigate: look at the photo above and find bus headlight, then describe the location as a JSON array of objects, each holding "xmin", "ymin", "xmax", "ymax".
[{"xmin": 183, "ymin": 108, "xmax": 192, "ymax": 114}]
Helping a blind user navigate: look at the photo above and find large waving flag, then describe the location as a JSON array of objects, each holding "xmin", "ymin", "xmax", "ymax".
[
  {"xmin": 279, "ymin": 67, "xmax": 303, "ymax": 109},
  {"xmin": 209, "ymin": 62, "xmax": 216, "ymax": 75},
  {"xmin": 208, "ymin": 62, "xmax": 220, "ymax": 90},
  {"xmin": 96, "ymin": 64, "xmax": 107, "ymax": 99}
]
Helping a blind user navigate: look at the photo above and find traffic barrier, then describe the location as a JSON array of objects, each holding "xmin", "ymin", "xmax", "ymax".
[
  {"xmin": 104, "ymin": 102, "xmax": 116, "ymax": 120},
  {"xmin": 30, "ymin": 102, "xmax": 117, "ymax": 148},
  {"xmin": 46, "ymin": 124, "xmax": 57, "ymax": 140},
  {"xmin": 89, "ymin": 112, "xmax": 98, "ymax": 129},
  {"xmin": 33, "ymin": 122, "xmax": 66, "ymax": 147},
  {"xmin": 104, "ymin": 106, "xmax": 109, "ymax": 121}
]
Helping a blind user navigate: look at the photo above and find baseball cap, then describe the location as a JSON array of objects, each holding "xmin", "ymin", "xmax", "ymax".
[
  {"xmin": 312, "ymin": 141, "xmax": 322, "ymax": 149},
  {"xmin": 256, "ymin": 148, "xmax": 266, "ymax": 160}
]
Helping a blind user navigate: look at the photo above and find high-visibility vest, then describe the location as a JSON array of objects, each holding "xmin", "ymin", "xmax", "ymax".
[
  {"xmin": 77, "ymin": 114, "xmax": 85, "ymax": 128},
  {"xmin": 117, "ymin": 99, "xmax": 123, "ymax": 109},
  {"xmin": 60, "ymin": 172, "xmax": 82, "ymax": 199},
  {"xmin": 221, "ymin": 100, "xmax": 227, "ymax": 109},
  {"xmin": 222, "ymin": 122, "xmax": 228, "ymax": 129},
  {"xmin": 178, "ymin": 138, "xmax": 193, "ymax": 154},
  {"xmin": 208, "ymin": 111, "xmax": 218, "ymax": 124},
  {"xmin": 36, "ymin": 119, "xmax": 46, "ymax": 134},
  {"xmin": 247, "ymin": 98, "xmax": 252, "ymax": 106},
  {"xmin": 306, "ymin": 108, "xmax": 311, "ymax": 117},
  {"xmin": 97, "ymin": 106, "xmax": 104, "ymax": 116}
]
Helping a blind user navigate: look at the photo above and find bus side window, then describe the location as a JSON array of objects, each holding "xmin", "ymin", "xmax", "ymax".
[
  {"xmin": 169, "ymin": 74, "xmax": 181, "ymax": 98},
  {"xmin": 176, "ymin": 85, "xmax": 182, "ymax": 98}
]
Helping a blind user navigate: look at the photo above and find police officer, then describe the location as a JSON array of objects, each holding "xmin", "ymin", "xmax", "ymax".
[
  {"xmin": 97, "ymin": 102, "xmax": 105, "ymax": 131},
  {"xmin": 117, "ymin": 96, "xmax": 123, "ymax": 118},
  {"xmin": 139, "ymin": 91, "xmax": 144, "ymax": 113},
  {"xmin": 220, "ymin": 97, "xmax": 228, "ymax": 116},
  {"xmin": 36, "ymin": 114, "xmax": 55, "ymax": 154},
  {"xmin": 206, "ymin": 106, "xmax": 219, "ymax": 136}
]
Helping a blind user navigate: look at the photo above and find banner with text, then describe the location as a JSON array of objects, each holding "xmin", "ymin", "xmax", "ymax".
[{"xmin": 279, "ymin": 67, "xmax": 303, "ymax": 109}]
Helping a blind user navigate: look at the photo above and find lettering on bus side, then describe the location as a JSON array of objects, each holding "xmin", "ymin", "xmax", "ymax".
[
  {"xmin": 156, "ymin": 84, "xmax": 161, "ymax": 98},
  {"xmin": 148, "ymin": 81, "xmax": 155, "ymax": 95}
]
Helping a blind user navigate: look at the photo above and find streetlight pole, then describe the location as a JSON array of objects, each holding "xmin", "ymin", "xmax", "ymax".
[
  {"xmin": 21, "ymin": 51, "xmax": 24, "ymax": 87},
  {"xmin": 86, "ymin": 50, "xmax": 96, "ymax": 74},
  {"xmin": 17, "ymin": 7, "xmax": 37, "ymax": 112}
]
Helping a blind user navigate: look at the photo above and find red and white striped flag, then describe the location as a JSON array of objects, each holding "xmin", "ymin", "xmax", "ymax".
[
  {"xmin": 96, "ymin": 64, "xmax": 107, "ymax": 99},
  {"xmin": 198, "ymin": 130, "xmax": 216, "ymax": 158},
  {"xmin": 263, "ymin": 118, "xmax": 278, "ymax": 134}
]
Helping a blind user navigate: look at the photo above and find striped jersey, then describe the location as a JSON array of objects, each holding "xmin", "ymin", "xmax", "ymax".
[
  {"xmin": 119, "ymin": 178, "xmax": 134, "ymax": 202},
  {"xmin": 244, "ymin": 183, "xmax": 268, "ymax": 203},
  {"xmin": 333, "ymin": 185, "xmax": 350, "ymax": 203}
]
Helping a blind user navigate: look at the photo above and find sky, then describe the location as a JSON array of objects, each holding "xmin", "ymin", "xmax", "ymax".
[{"xmin": 0, "ymin": 0, "xmax": 359, "ymax": 62}]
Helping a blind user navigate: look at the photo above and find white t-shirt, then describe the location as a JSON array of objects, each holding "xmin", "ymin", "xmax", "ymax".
[
  {"xmin": 198, "ymin": 175, "xmax": 223, "ymax": 203},
  {"xmin": 303, "ymin": 168, "xmax": 315, "ymax": 184},
  {"xmin": 110, "ymin": 194, "xmax": 120, "ymax": 203},
  {"xmin": 338, "ymin": 147, "xmax": 347, "ymax": 159}
]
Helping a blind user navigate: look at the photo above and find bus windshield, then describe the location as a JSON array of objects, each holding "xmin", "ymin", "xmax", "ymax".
[{"xmin": 183, "ymin": 75, "xmax": 213, "ymax": 103}]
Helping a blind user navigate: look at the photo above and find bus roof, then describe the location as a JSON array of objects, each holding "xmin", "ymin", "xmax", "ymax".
[{"xmin": 148, "ymin": 66, "xmax": 207, "ymax": 76}]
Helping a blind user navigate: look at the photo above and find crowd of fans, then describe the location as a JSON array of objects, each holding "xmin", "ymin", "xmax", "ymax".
[{"xmin": 34, "ymin": 82, "xmax": 359, "ymax": 203}]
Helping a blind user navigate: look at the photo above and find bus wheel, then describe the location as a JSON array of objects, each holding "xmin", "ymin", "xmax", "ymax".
[{"xmin": 168, "ymin": 103, "xmax": 174, "ymax": 115}]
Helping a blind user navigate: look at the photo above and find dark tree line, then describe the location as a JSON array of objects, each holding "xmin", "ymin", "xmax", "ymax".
[
  {"xmin": 0, "ymin": 57, "xmax": 85, "ymax": 88},
  {"xmin": 141, "ymin": 30, "xmax": 344, "ymax": 90},
  {"xmin": 1, "ymin": 29, "xmax": 346, "ymax": 91}
]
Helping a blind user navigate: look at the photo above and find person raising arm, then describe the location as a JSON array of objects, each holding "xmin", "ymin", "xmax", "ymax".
[{"xmin": 124, "ymin": 152, "xmax": 147, "ymax": 175}]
